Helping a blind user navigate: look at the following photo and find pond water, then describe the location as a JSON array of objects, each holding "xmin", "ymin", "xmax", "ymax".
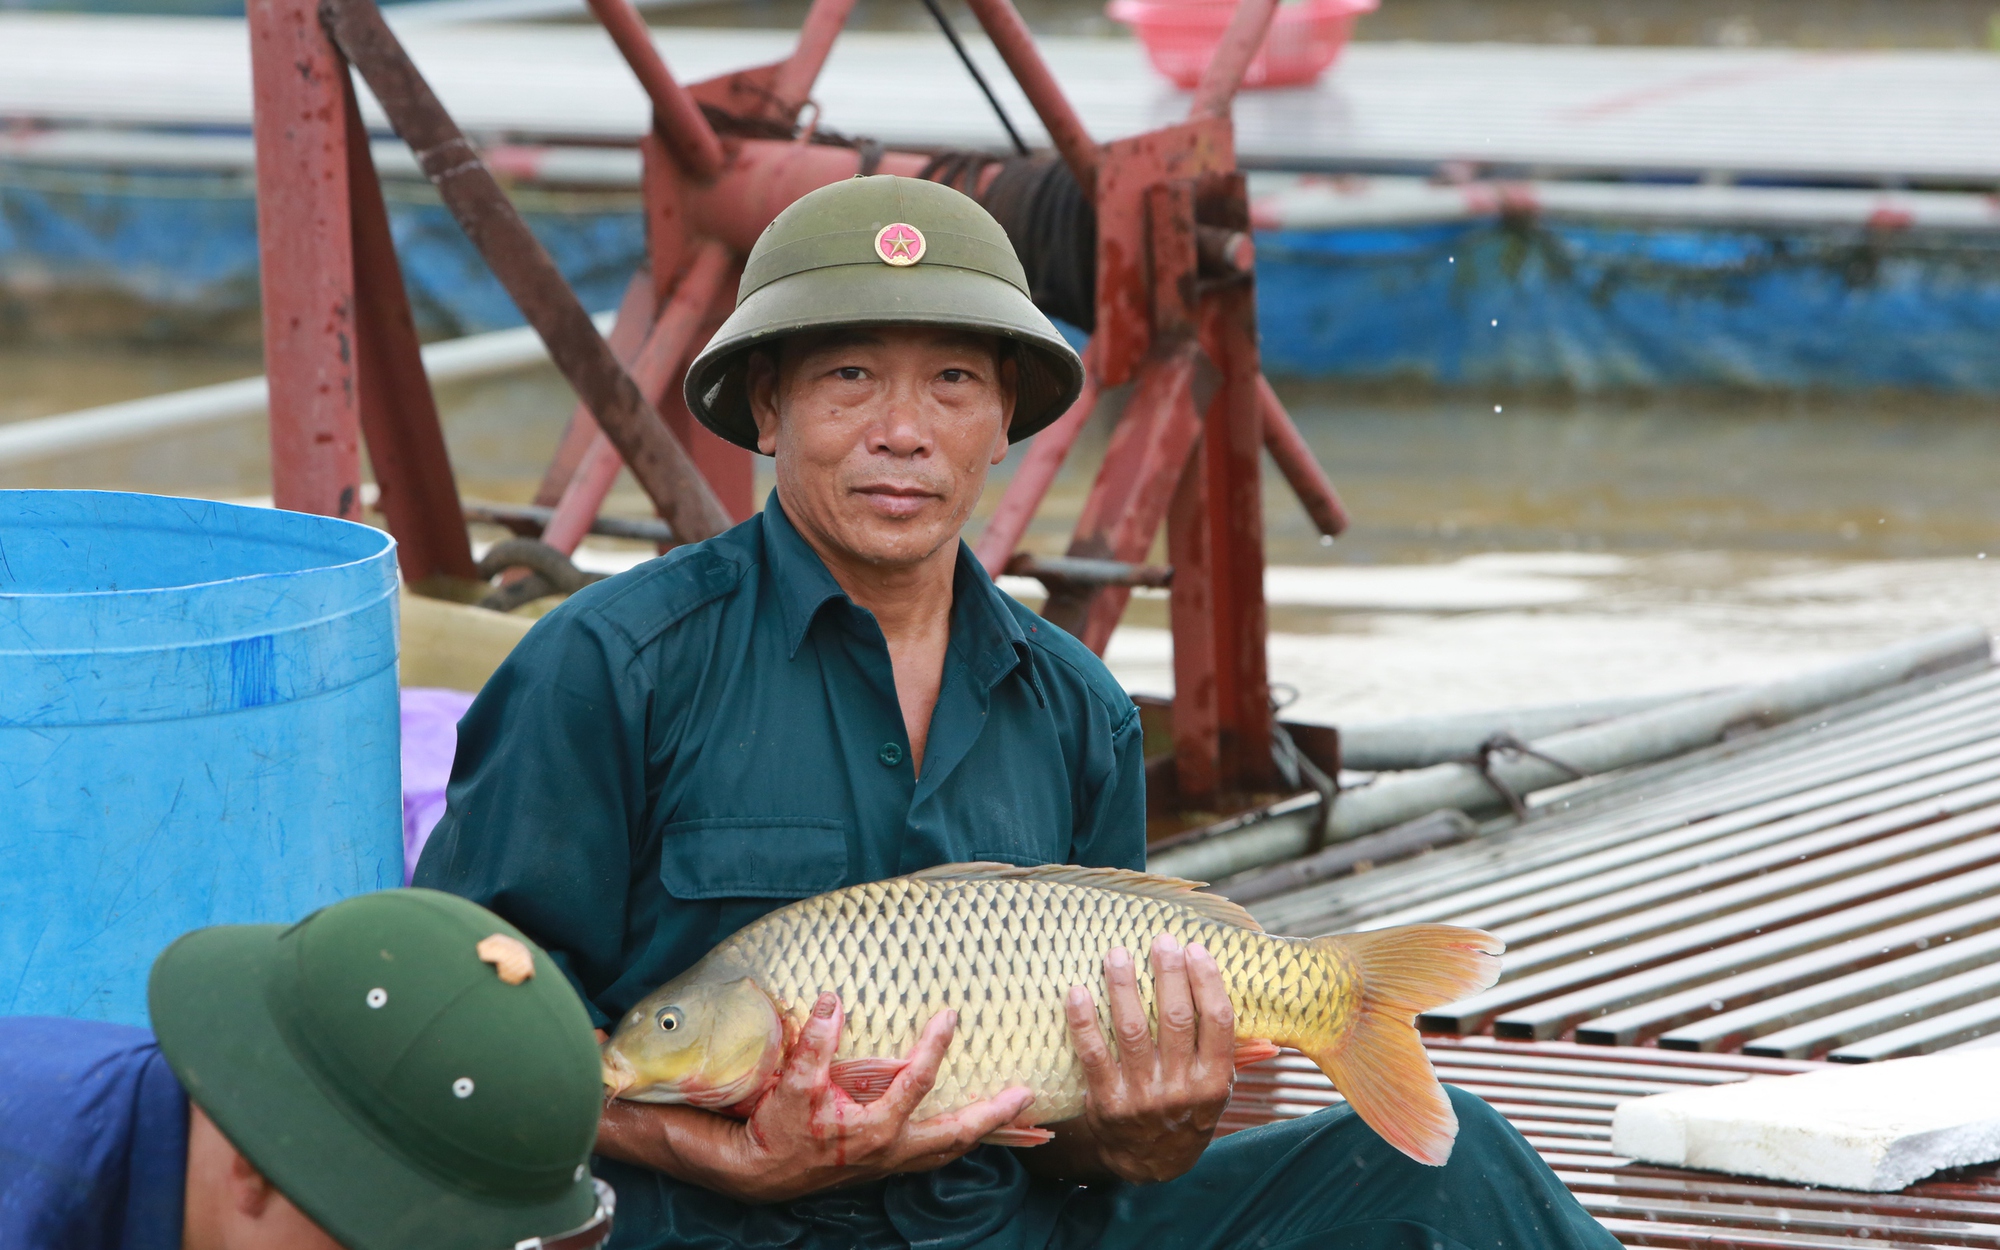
[{"xmin": 5, "ymin": 345, "xmax": 1997, "ymax": 720}]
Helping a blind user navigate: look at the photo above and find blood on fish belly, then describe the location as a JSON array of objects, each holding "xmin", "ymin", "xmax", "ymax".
[{"xmin": 601, "ymin": 861, "xmax": 1502, "ymax": 1165}]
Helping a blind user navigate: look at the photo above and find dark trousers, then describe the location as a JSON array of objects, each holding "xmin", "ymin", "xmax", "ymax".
[{"xmin": 1072, "ymin": 1087, "xmax": 1620, "ymax": 1250}]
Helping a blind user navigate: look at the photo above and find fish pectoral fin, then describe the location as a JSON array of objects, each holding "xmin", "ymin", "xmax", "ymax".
[
  {"xmin": 827, "ymin": 1058, "xmax": 907, "ymax": 1104},
  {"xmin": 1232, "ymin": 1038, "xmax": 1282, "ymax": 1070},
  {"xmin": 981, "ymin": 1126, "xmax": 1056, "ymax": 1148}
]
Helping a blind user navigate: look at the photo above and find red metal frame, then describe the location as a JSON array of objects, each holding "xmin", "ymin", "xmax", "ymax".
[
  {"xmin": 250, "ymin": 0, "xmax": 363, "ymax": 523},
  {"xmin": 251, "ymin": 0, "xmax": 1346, "ymax": 803},
  {"xmin": 344, "ymin": 88, "xmax": 478, "ymax": 582}
]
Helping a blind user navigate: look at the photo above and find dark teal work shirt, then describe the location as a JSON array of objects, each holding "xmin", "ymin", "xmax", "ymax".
[{"xmin": 416, "ymin": 494, "xmax": 1144, "ymax": 1250}]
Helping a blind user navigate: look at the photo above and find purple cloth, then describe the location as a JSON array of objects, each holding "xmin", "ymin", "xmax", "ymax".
[{"xmin": 400, "ymin": 687, "xmax": 477, "ymax": 884}]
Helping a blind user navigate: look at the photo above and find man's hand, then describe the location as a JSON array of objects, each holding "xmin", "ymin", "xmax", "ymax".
[
  {"xmin": 596, "ymin": 992, "xmax": 1034, "ymax": 1204},
  {"xmin": 1039, "ymin": 935, "xmax": 1236, "ymax": 1185}
]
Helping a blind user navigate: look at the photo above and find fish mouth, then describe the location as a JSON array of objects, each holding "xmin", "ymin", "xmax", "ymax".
[{"xmin": 599, "ymin": 1048, "xmax": 640, "ymax": 1099}]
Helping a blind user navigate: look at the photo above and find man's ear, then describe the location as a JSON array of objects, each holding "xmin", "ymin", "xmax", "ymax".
[
  {"xmin": 226, "ymin": 1140, "xmax": 280, "ymax": 1220},
  {"xmin": 990, "ymin": 354, "xmax": 1018, "ymax": 466},
  {"xmin": 746, "ymin": 350, "xmax": 782, "ymax": 457}
]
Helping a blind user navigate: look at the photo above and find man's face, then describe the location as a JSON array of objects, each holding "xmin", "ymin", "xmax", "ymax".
[{"xmin": 748, "ymin": 325, "xmax": 1016, "ymax": 571}]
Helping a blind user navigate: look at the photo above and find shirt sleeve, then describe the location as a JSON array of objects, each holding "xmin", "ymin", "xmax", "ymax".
[
  {"xmin": 1068, "ymin": 702, "xmax": 1147, "ymax": 873},
  {"xmin": 413, "ymin": 609, "xmax": 652, "ymax": 1029}
]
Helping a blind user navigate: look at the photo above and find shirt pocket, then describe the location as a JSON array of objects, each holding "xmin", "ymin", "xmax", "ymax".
[{"xmin": 658, "ymin": 816, "xmax": 850, "ymax": 900}]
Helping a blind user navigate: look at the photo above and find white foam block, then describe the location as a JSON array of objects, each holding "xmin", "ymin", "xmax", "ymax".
[{"xmin": 1610, "ymin": 1051, "xmax": 2000, "ymax": 1191}]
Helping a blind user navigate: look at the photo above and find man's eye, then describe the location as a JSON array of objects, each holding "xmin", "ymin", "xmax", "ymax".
[
  {"xmin": 835, "ymin": 367, "xmax": 865, "ymax": 381},
  {"xmin": 939, "ymin": 369, "xmax": 969, "ymax": 383}
]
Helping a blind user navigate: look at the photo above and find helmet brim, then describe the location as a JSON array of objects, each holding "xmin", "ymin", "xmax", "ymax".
[
  {"xmin": 149, "ymin": 923, "xmax": 601, "ymax": 1250},
  {"xmin": 684, "ymin": 262, "xmax": 1086, "ymax": 453}
]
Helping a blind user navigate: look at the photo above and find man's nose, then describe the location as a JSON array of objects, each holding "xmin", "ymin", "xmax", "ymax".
[{"xmin": 867, "ymin": 379, "xmax": 936, "ymax": 456}]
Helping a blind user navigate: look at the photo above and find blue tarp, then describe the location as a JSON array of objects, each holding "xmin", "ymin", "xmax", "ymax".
[
  {"xmin": 0, "ymin": 165, "xmax": 641, "ymax": 341},
  {"xmin": 1255, "ymin": 220, "xmax": 2000, "ymax": 391},
  {"xmin": 10, "ymin": 160, "xmax": 2000, "ymax": 390}
]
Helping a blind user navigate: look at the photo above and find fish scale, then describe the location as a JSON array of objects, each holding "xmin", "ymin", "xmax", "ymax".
[
  {"xmin": 717, "ymin": 871, "xmax": 1345, "ymax": 1121},
  {"xmin": 605, "ymin": 862, "xmax": 1503, "ymax": 1165}
]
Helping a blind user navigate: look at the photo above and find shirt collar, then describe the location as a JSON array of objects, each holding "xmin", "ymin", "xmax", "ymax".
[
  {"xmin": 761, "ymin": 494, "xmax": 1033, "ymax": 694},
  {"xmin": 947, "ymin": 545, "xmax": 1037, "ymax": 698},
  {"xmin": 762, "ymin": 493, "xmax": 855, "ymax": 659}
]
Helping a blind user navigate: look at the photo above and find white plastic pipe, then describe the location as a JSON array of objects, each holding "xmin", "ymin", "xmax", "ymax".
[
  {"xmin": 0, "ymin": 312, "xmax": 614, "ymax": 467},
  {"xmin": 1152, "ymin": 625, "xmax": 1995, "ymax": 884}
]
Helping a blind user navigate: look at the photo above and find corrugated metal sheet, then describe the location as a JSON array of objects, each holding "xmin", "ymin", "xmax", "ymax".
[
  {"xmin": 1251, "ymin": 661, "xmax": 2000, "ymax": 1060},
  {"xmin": 7, "ymin": 16, "xmax": 2000, "ymax": 186},
  {"xmin": 1224, "ymin": 1038, "xmax": 2000, "ymax": 1248}
]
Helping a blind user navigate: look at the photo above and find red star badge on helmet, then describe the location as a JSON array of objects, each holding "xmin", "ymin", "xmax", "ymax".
[{"xmin": 874, "ymin": 222, "xmax": 927, "ymax": 267}]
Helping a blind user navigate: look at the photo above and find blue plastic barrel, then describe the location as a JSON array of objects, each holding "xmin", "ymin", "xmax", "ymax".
[{"xmin": 0, "ymin": 490, "xmax": 402, "ymax": 1024}]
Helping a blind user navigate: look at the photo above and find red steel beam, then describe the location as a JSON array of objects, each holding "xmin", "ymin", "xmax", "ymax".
[
  {"xmin": 1037, "ymin": 343, "xmax": 1205, "ymax": 652},
  {"xmin": 1259, "ymin": 376, "xmax": 1348, "ymax": 538},
  {"xmin": 974, "ymin": 341, "xmax": 1097, "ymax": 577},
  {"xmin": 251, "ymin": 0, "xmax": 361, "ymax": 520},
  {"xmin": 581, "ymin": 0, "xmax": 726, "ymax": 180},
  {"xmin": 540, "ymin": 239, "xmax": 736, "ymax": 553},
  {"xmin": 534, "ymin": 271, "xmax": 656, "ymax": 508},
  {"xmin": 656, "ymin": 268, "xmax": 756, "ymax": 523},
  {"xmin": 1199, "ymin": 272, "xmax": 1275, "ymax": 790},
  {"xmin": 323, "ymin": 0, "xmax": 733, "ymax": 546},
  {"xmin": 768, "ymin": 0, "xmax": 857, "ymax": 118},
  {"xmin": 1188, "ymin": 0, "xmax": 1282, "ymax": 120},
  {"xmin": 958, "ymin": 0, "xmax": 1099, "ymax": 196},
  {"xmin": 678, "ymin": 139, "xmax": 931, "ymax": 254},
  {"xmin": 343, "ymin": 89, "xmax": 477, "ymax": 582},
  {"xmin": 1166, "ymin": 446, "xmax": 1220, "ymax": 806}
]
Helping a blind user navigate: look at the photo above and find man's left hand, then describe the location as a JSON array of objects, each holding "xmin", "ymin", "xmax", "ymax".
[{"xmin": 1056, "ymin": 934, "xmax": 1236, "ymax": 1184}]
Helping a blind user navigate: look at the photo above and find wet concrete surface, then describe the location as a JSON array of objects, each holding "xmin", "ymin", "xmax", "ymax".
[{"xmin": 4, "ymin": 348, "xmax": 1996, "ymax": 720}]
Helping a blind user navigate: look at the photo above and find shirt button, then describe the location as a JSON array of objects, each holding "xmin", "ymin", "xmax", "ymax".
[{"xmin": 878, "ymin": 742, "xmax": 904, "ymax": 767}]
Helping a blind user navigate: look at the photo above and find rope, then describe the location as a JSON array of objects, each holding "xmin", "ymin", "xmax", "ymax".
[
  {"xmin": 970, "ymin": 156, "xmax": 1097, "ymax": 330},
  {"xmin": 917, "ymin": 0, "xmax": 1031, "ymax": 157}
]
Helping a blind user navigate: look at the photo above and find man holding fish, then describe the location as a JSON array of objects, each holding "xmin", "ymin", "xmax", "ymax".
[{"xmin": 419, "ymin": 176, "xmax": 1616, "ymax": 1250}]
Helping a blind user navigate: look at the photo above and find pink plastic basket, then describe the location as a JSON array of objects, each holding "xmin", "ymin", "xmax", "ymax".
[{"xmin": 1107, "ymin": 0, "xmax": 1377, "ymax": 90}]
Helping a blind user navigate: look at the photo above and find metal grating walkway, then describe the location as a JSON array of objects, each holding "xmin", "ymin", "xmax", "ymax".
[
  {"xmin": 1250, "ymin": 658, "xmax": 2000, "ymax": 1060},
  {"xmin": 1223, "ymin": 1038, "xmax": 2000, "ymax": 1249}
]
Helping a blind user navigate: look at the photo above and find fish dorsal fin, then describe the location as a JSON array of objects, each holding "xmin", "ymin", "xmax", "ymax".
[{"xmin": 907, "ymin": 862, "xmax": 1264, "ymax": 932}]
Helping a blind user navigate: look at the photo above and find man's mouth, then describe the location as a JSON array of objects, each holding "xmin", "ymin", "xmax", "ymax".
[{"xmin": 855, "ymin": 484, "xmax": 940, "ymax": 519}]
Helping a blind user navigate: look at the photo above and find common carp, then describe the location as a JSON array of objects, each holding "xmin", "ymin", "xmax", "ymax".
[{"xmin": 600, "ymin": 862, "xmax": 1503, "ymax": 1165}]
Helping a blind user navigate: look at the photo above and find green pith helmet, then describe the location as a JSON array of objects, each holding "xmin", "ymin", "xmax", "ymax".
[
  {"xmin": 685, "ymin": 175, "xmax": 1086, "ymax": 452},
  {"xmin": 149, "ymin": 889, "xmax": 610, "ymax": 1250}
]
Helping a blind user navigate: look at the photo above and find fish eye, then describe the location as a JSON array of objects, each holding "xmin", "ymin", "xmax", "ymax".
[{"xmin": 656, "ymin": 1007, "xmax": 683, "ymax": 1033}]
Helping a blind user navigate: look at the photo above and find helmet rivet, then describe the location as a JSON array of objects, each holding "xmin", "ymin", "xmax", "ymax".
[
  {"xmin": 365, "ymin": 988, "xmax": 387, "ymax": 1009},
  {"xmin": 452, "ymin": 1077, "xmax": 475, "ymax": 1098},
  {"xmin": 874, "ymin": 222, "xmax": 926, "ymax": 267}
]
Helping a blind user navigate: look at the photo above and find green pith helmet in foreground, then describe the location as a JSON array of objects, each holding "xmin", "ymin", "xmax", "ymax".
[
  {"xmin": 685, "ymin": 175, "xmax": 1086, "ymax": 452},
  {"xmin": 149, "ymin": 889, "xmax": 611, "ymax": 1250}
]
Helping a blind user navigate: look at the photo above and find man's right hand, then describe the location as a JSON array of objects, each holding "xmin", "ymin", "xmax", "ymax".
[{"xmin": 596, "ymin": 991, "xmax": 1035, "ymax": 1204}]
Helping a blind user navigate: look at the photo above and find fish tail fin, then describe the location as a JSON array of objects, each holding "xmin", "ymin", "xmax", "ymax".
[{"xmin": 1298, "ymin": 925, "xmax": 1504, "ymax": 1168}]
